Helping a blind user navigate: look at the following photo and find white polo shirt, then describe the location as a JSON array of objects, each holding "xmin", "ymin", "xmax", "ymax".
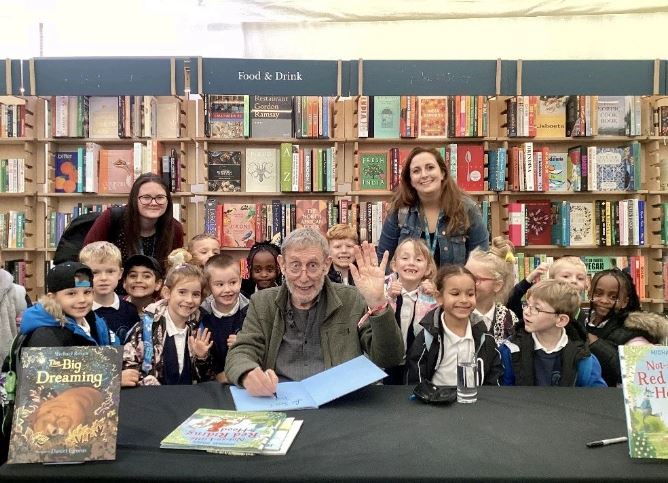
[{"xmin": 432, "ymin": 314, "xmax": 475, "ymax": 386}]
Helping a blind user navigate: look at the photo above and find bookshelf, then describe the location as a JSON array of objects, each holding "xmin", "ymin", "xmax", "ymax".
[{"xmin": 1, "ymin": 57, "xmax": 666, "ymax": 307}]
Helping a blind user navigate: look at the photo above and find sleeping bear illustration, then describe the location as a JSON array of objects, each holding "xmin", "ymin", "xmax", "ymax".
[{"xmin": 31, "ymin": 386, "xmax": 103, "ymax": 436}]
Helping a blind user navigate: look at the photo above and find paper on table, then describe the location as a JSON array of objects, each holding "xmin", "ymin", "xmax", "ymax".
[{"xmin": 230, "ymin": 355, "xmax": 387, "ymax": 411}]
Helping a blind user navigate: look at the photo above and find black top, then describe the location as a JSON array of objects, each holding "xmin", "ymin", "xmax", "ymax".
[
  {"xmin": 94, "ymin": 299, "xmax": 139, "ymax": 343},
  {"xmin": 199, "ymin": 306, "xmax": 248, "ymax": 375}
]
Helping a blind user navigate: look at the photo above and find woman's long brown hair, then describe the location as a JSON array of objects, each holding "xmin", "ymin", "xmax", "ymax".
[{"xmin": 390, "ymin": 147, "xmax": 471, "ymax": 234}]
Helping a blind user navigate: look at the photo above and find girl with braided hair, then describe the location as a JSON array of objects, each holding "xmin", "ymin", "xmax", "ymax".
[{"xmin": 240, "ymin": 241, "xmax": 281, "ymax": 299}]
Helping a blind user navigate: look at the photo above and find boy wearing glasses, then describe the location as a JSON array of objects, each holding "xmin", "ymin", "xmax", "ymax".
[{"xmin": 499, "ymin": 279, "xmax": 606, "ymax": 387}]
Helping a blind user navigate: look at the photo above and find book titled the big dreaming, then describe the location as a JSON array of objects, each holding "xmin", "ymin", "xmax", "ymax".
[{"xmin": 8, "ymin": 346, "xmax": 122, "ymax": 464}]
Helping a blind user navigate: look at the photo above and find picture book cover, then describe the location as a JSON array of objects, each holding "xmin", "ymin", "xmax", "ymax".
[
  {"xmin": 7, "ymin": 346, "xmax": 122, "ymax": 464},
  {"xmin": 55, "ymin": 151, "xmax": 79, "ymax": 193},
  {"xmin": 417, "ymin": 96, "xmax": 447, "ymax": 138},
  {"xmin": 357, "ymin": 152, "xmax": 388, "ymax": 190},
  {"xmin": 160, "ymin": 409, "xmax": 286, "ymax": 455},
  {"xmin": 295, "ymin": 199, "xmax": 328, "ymax": 235},
  {"xmin": 597, "ymin": 96, "xmax": 628, "ymax": 136},
  {"xmin": 372, "ymin": 96, "xmax": 401, "ymax": 139},
  {"xmin": 245, "ymin": 147, "xmax": 279, "ymax": 192},
  {"xmin": 209, "ymin": 95, "xmax": 247, "ymax": 139},
  {"xmin": 619, "ymin": 345, "xmax": 668, "ymax": 459},
  {"xmin": 596, "ymin": 147, "xmax": 628, "ymax": 191},
  {"xmin": 547, "ymin": 152, "xmax": 568, "ymax": 192},
  {"xmin": 207, "ymin": 150, "xmax": 242, "ymax": 192},
  {"xmin": 99, "ymin": 148, "xmax": 134, "ymax": 193},
  {"xmin": 569, "ymin": 202, "xmax": 594, "ymax": 246},
  {"xmin": 222, "ymin": 203, "xmax": 256, "ymax": 248},
  {"xmin": 250, "ymin": 95, "xmax": 293, "ymax": 139},
  {"xmin": 535, "ymin": 96, "xmax": 567, "ymax": 138},
  {"xmin": 456, "ymin": 144, "xmax": 485, "ymax": 191}
]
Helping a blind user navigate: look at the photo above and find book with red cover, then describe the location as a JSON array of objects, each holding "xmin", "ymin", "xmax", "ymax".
[
  {"xmin": 456, "ymin": 144, "xmax": 485, "ymax": 191},
  {"xmin": 521, "ymin": 200, "xmax": 552, "ymax": 245},
  {"xmin": 295, "ymin": 199, "xmax": 328, "ymax": 235},
  {"xmin": 508, "ymin": 202, "xmax": 525, "ymax": 247},
  {"xmin": 221, "ymin": 203, "xmax": 257, "ymax": 248}
]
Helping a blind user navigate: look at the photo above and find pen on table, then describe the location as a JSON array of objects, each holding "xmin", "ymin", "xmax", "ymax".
[
  {"xmin": 586, "ymin": 436, "xmax": 628, "ymax": 448},
  {"xmin": 273, "ymin": 392, "xmax": 278, "ymax": 399}
]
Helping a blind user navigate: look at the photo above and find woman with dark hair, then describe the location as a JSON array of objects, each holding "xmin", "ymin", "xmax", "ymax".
[
  {"xmin": 376, "ymin": 147, "xmax": 489, "ymax": 267},
  {"xmin": 84, "ymin": 173, "xmax": 184, "ymax": 267}
]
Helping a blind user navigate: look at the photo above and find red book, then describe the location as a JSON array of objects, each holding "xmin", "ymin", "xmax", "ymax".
[
  {"xmin": 456, "ymin": 144, "xmax": 485, "ymax": 191},
  {"xmin": 508, "ymin": 202, "xmax": 525, "ymax": 246},
  {"xmin": 222, "ymin": 203, "xmax": 256, "ymax": 248},
  {"xmin": 295, "ymin": 199, "xmax": 328, "ymax": 236},
  {"xmin": 521, "ymin": 200, "xmax": 552, "ymax": 245}
]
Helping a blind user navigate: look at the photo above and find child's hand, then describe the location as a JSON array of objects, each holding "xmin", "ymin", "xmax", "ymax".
[
  {"xmin": 527, "ymin": 263, "xmax": 550, "ymax": 283},
  {"xmin": 388, "ymin": 280, "xmax": 403, "ymax": 299},
  {"xmin": 189, "ymin": 327, "xmax": 213, "ymax": 360},
  {"xmin": 121, "ymin": 369, "xmax": 140, "ymax": 387},
  {"xmin": 227, "ymin": 334, "xmax": 237, "ymax": 348},
  {"xmin": 420, "ymin": 280, "xmax": 437, "ymax": 296}
]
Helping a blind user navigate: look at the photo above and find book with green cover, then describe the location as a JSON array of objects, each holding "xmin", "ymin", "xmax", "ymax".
[
  {"xmin": 372, "ymin": 96, "xmax": 400, "ymax": 139},
  {"xmin": 619, "ymin": 345, "xmax": 668, "ymax": 459},
  {"xmin": 160, "ymin": 409, "xmax": 286, "ymax": 455},
  {"xmin": 7, "ymin": 346, "xmax": 122, "ymax": 464}
]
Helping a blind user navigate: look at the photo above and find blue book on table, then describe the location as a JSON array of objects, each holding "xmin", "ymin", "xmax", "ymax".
[{"xmin": 230, "ymin": 355, "xmax": 387, "ymax": 411}]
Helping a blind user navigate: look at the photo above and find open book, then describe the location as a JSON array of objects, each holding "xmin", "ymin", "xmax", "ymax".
[{"xmin": 230, "ymin": 355, "xmax": 387, "ymax": 411}]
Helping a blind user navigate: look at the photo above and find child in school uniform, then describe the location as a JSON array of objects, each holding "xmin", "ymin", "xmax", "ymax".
[
  {"xmin": 464, "ymin": 236, "xmax": 518, "ymax": 344},
  {"xmin": 121, "ymin": 264, "xmax": 214, "ymax": 387},
  {"xmin": 79, "ymin": 241, "xmax": 139, "ymax": 343},
  {"xmin": 19, "ymin": 262, "xmax": 118, "ymax": 348},
  {"xmin": 586, "ymin": 268, "xmax": 668, "ymax": 386},
  {"xmin": 188, "ymin": 234, "xmax": 221, "ymax": 268},
  {"xmin": 200, "ymin": 254, "xmax": 249, "ymax": 383},
  {"xmin": 122, "ymin": 254, "xmax": 164, "ymax": 316},
  {"xmin": 326, "ymin": 224, "xmax": 358, "ymax": 286},
  {"xmin": 500, "ymin": 279, "xmax": 606, "ymax": 387},
  {"xmin": 406, "ymin": 264, "xmax": 502, "ymax": 386},
  {"xmin": 240, "ymin": 241, "xmax": 281, "ymax": 298}
]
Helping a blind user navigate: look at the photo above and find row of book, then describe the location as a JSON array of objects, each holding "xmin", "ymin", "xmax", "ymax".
[
  {"xmin": 3, "ymin": 259, "xmax": 27, "ymax": 288},
  {"xmin": 207, "ymin": 145, "xmax": 336, "ymax": 193},
  {"xmin": 503, "ymin": 95, "xmax": 643, "ymax": 138},
  {"xmin": 513, "ymin": 253, "xmax": 648, "ymax": 300},
  {"xmin": 357, "ymin": 95, "xmax": 489, "ymax": 139},
  {"xmin": 508, "ymin": 199, "xmax": 646, "ymax": 247},
  {"xmin": 502, "ymin": 141, "xmax": 641, "ymax": 193},
  {"xmin": 54, "ymin": 142, "xmax": 181, "ymax": 194},
  {"xmin": 49, "ymin": 96, "xmax": 183, "ymax": 139},
  {"xmin": 0, "ymin": 158, "xmax": 26, "ymax": 192},
  {"xmin": 204, "ymin": 95, "xmax": 334, "ymax": 140},
  {"xmin": 0, "ymin": 102, "xmax": 29, "ymax": 138},
  {"xmin": 0, "ymin": 211, "xmax": 26, "ymax": 249}
]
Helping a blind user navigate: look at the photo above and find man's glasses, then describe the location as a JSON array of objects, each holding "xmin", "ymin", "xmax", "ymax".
[
  {"xmin": 138, "ymin": 195, "xmax": 168, "ymax": 205},
  {"xmin": 285, "ymin": 261, "xmax": 324, "ymax": 276},
  {"xmin": 521, "ymin": 302, "xmax": 558, "ymax": 316}
]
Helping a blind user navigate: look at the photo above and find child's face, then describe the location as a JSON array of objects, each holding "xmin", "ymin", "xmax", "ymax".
[
  {"xmin": 329, "ymin": 238, "xmax": 356, "ymax": 271},
  {"xmin": 208, "ymin": 266, "xmax": 241, "ymax": 311},
  {"xmin": 464, "ymin": 258, "xmax": 501, "ymax": 304},
  {"xmin": 124, "ymin": 266, "xmax": 162, "ymax": 299},
  {"xmin": 438, "ymin": 274, "xmax": 476, "ymax": 323},
  {"xmin": 591, "ymin": 274, "xmax": 628, "ymax": 320},
  {"xmin": 162, "ymin": 277, "xmax": 202, "ymax": 322},
  {"xmin": 86, "ymin": 260, "xmax": 123, "ymax": 297},
  {"xmin": 53, "ymin": 286, "xmax": 94, "ymax": 320},
  {"xmin": 251, "ymin": 251, "xmax": 278, "ymax": 289},
  {"xmin": 391, "ymin": 242, "xmax": 428, "ymax": 287},
  {"xmin": 191, "ymin": 239, "xmax": 221, "ymax": 267},
  {"xmin": 552, "ymin": 265, "xmax": 588, "ymax": 296},
  {"xmin": 522, "ymin": 296, "xmax": 563, "ymax": 334}
]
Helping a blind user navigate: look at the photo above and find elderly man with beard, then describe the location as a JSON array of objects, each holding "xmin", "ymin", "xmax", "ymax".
[{"xmin": 225, "ymin": 228, "xmax": 404, "ymax": 396}]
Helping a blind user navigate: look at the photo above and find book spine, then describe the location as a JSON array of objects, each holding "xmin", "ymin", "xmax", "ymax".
[{"xmin": 280, "ymin": 143, "xmax": 292, "ymax": 192}]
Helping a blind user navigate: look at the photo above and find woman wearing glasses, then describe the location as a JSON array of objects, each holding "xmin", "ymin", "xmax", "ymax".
[{"xmin": 84, "ymin": 173, "xmax": 184, "ymax": 268}]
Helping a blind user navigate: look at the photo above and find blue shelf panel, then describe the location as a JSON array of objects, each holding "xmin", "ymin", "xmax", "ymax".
[
  {"xmin": 521, "ymin": 60, "xmax": 660, "ymax": 95},
  {"xmin": 200, "ymin": 58, "xmax": 340, "ymax": 95},
  {"xmin": 351, "ymin": 60, "xmax": 500, "ymax": 96},
  {"xmin": 32, "ymin": 57, "xmax": 175, "ymax": 96},
  {"xmin": 500, "ymin": 60, "xmax": 517, "ymax": 96}
]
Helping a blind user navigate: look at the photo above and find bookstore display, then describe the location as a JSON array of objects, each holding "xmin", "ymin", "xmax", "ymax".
[{"xmin": 1, "ymin": 65, "xmax": 668, "ymax": 316}]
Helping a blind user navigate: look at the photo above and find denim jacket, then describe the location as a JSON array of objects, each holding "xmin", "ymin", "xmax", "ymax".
[{"xmin": 376, "ymin": 198, "xmax": 489, "ymax": 266}]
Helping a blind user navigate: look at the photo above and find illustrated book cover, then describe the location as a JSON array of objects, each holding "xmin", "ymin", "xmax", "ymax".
[
  {"xmin": 7, "ymin": 346, "xmax": 122, "ymax": 464},
  {"xmin": 160, "ymin": 409, "xmax": 286, "ymax": 455},
  {"xmin": 208, "ymin": 95, "xmax": 247, "ymax": 139},
  {"xmin": 207, "ymin": 150, "xmax": 242, "ymax": 192},
  {"xmin": 295, "ymin": 199, "xmax": 328, "ymax": 235},
  {"xmin": 221, "ymin": 203, "xmax": 257, "ymax": 248},
  {"xmin": 230, "ymin": 355, "xmax": 387, "ymax": 412},
  {"xmin": 535, "ymin": 96, "xmax": 567, "ymax": 138},
  {"xmin": 99, "ymin": 148, "xmax": 134, "ymax": 193},
  {"xmin": 356, "ymin": 152, "xmax": 388, "ymax": 190},
  {"xmin": 245, "ymin": 147, "xmax": 279, "ymax": 192},
  {"xmin": 619, "ymin": 345, "xmax": 668, "ymax": 459},
  {"xmin": 55, "ymin": 151, "xmax": 79, "ymax": 193}
]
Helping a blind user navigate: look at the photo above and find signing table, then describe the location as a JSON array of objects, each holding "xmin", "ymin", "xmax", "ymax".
[{"xmin": 0, "ymin": 383, "xmax": 665, "ymax": 482}]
